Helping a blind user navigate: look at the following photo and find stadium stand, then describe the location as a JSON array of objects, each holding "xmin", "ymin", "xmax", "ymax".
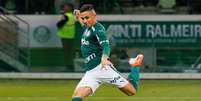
[
  {"xmin": 187, "ymin": 0, "xmax": 201, "ymax": 14},
  {"xmin": 0, "ymin": 1, "xmax": 200, "ymax": 75},
  {"xmin": 0, "ymin": 0, "xmax": 195, "ymax": 14},
  {"xmin": 157, "ymin": 0, "xmax": 176, "ymax": 14},
  {"xmin": 0, "ymin": 7, "xmax": 30, "ymax": 72}
]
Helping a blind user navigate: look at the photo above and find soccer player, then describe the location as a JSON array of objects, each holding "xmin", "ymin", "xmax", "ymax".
[{"xmin": 72, "ymin": 4, "xmax": 143, "ymax": 101}]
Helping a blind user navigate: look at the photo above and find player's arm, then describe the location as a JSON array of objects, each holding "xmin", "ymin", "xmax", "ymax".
[
  {"xmin": 95, "ymin": 29, "xmax": 112, "ymax": 66},
  {"xmin": 74, "ymin": 9, "xmax": 84, "ymax": 26},
  {"xmin": 56, "ymin": 15, "xmax": 68, "ymax": 28}
]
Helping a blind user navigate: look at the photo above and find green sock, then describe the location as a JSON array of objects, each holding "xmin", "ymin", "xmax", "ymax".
[
  {"xmin": 72, "ymin": 97, "xmax": 82, "ymax": 101},
  {"xmin": 128, "ymin": 67, "xmax": 140, "ymax": 90}
]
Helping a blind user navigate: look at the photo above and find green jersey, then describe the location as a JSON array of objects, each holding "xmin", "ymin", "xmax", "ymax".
[{"xmin": 81, "ymin": 22, "xmax": 110, "ymax": 71}]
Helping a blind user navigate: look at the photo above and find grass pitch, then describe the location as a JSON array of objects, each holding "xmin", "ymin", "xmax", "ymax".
[{"xmin": 0, "ymin": 79, "xmax": 201, "ymax": 101}]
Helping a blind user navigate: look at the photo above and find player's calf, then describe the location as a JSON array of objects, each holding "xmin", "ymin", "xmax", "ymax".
[
  {"xmin": 72, "ymin": 87, "xmax": 93, "ymax": 101},
  {"xmin": 119, "ymin": 82, "xmax": 137, "ymax": 96}
]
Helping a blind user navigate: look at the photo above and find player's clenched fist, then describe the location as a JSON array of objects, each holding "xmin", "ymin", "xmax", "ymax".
[
  {"xmin": 101, "ymin": 55, "xmax": 112, "ymax": 69},
  {"xmin": 74, "ymin": 9, "xmax": 80, "ymax": 19}
]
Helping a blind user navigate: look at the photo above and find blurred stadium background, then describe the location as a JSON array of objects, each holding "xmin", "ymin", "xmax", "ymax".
[{"xmin": 0, "ymin": 0, "xmax": 201, "ymax": 101}]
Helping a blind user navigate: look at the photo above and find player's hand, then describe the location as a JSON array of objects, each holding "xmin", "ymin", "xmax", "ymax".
[
  {"xmin": 101, "ymin": 55, "xmax": 112, "ymax": 70},
  {"xmin": 74, "ymin": 9, "xmax": 84, "ymax": 26},
  {"xmin": 73, "ymin": 9, "xmax": 80, "ymax": 20}
]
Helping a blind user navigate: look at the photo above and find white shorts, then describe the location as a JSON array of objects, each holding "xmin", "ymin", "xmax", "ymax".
[{"xmin": 76, "ymin": 64, "xmax": 129, "ymax": 93}]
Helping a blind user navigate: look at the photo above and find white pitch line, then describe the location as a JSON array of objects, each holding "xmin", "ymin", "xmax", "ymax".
[
  {"xmin": 89, "ymin": 96, "xmax": 201, "ymax": 100},
  {"xmin": 0, "ymin": 96, "xmax": 201, "ymax": 100},
  {"xmin": 0, "ymin": 97, "xmax": 58, "ymax": 101}
]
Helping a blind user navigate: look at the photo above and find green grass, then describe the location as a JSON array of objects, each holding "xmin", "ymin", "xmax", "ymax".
[{"xmin": 0, "ymin": 80, "xmax": 201, "ymax": 101}]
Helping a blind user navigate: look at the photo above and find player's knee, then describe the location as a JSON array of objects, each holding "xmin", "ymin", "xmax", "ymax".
[
  {"xmin": 72, "ymin": 92, "xmax": 85, "ymax": 98},
  {"xmin": 120, "ymin": 83, "xmax": 137, "ymax": 96},
  {"xmin": 72, "ymin": 87, "xmax": 93, "ymax": 98}
]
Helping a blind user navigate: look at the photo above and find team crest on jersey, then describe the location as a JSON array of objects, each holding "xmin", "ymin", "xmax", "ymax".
[{"xmin": 81, "ymin": 38, "xmax": 89, "ymax": 45}]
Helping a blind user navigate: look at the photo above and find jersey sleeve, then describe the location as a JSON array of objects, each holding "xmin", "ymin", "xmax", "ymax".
[{"xmin": 95, "ymin": 28, "xmax": 110, "ymax": 57}]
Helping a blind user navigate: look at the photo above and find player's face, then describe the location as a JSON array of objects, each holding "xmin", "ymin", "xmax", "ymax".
[{"xmin": 80, "ymin": 10, "xmax": 96, "ymax": 27}]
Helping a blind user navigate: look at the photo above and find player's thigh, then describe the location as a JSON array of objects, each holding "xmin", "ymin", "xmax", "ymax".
[
  {"xmin": 119, "ymin": 82, "xmax": 136, "ymax": 96},
  {"xmin": 73, "ymin": 87, "xmax": 93, "ymax": 98}
]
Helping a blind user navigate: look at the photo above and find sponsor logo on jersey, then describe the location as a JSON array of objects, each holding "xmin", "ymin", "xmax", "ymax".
[{"xmin": 85, "ymin": 53, "xmax": 96, "ymax": 63}]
